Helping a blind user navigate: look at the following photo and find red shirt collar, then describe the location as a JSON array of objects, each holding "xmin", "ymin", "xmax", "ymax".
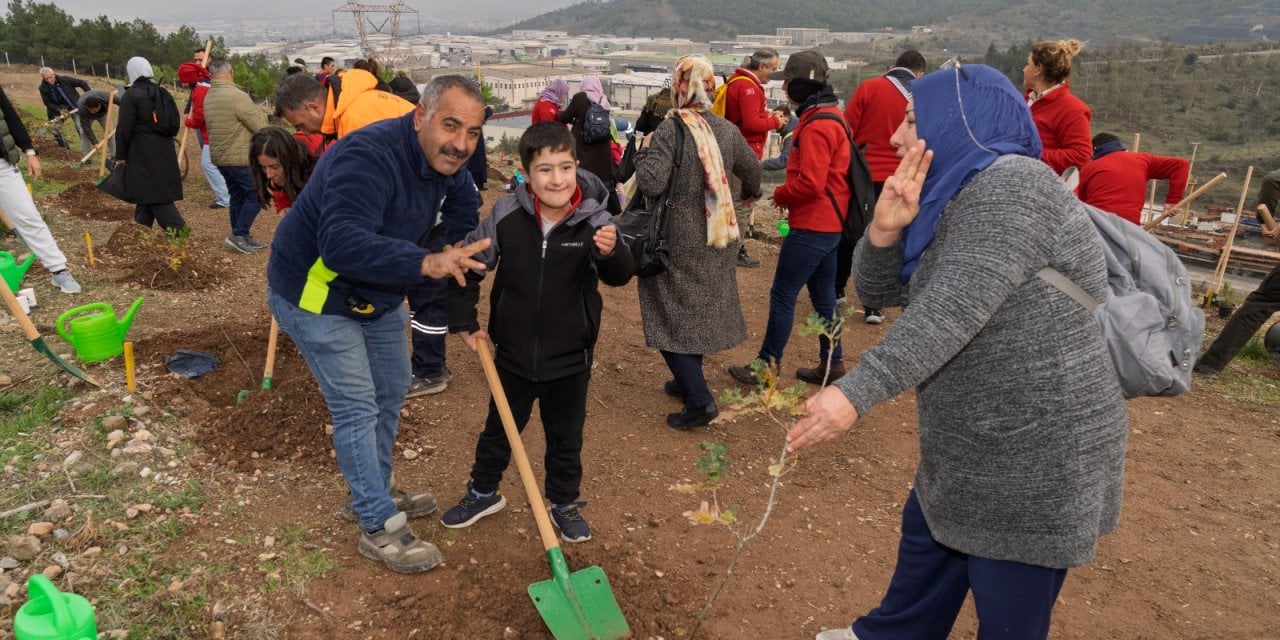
[{"xmin": 531, "ymin": 184, "xmax": 583, "ymax": 228}]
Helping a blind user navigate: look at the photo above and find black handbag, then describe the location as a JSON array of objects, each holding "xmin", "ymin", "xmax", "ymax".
[
  {"xmin": 614, "ymin": 136, "xmax": 638, "ymax": 184},
  {"xmin": 616, "ymin": 119, "xmax": 685, "ymax": 277},
  {"xmin": 96, "ymin": 165, "xmax": 134, "ymax": 203}
]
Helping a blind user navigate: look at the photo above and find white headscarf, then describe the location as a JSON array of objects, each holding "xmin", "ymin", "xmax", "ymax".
[{"xmin": 126, "ymin": 57, "xmax": 154, "ymax": 85}]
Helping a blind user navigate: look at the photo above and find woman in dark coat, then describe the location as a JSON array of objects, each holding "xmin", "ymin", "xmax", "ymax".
[
  {"xmin": 558, "ymin": 75, "xmax": 619, "ymax": 213},
  {"xmin": 115, "ymin": 56, "xmax": 185, "ymax": 231},
  {"xmin": 634, "ymin": 55, "xmax": 761, "ymax": 430}
]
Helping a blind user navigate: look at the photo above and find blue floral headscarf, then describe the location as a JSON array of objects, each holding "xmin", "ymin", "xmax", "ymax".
[{"xmin": 899, "ymin": 63, "xmax": 1043, "ymax": 282}]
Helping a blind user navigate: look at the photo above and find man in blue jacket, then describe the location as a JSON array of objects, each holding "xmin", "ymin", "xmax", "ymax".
[{"xmin": 266, "ymin": 75, "xmax": 490, "ymax": 574}]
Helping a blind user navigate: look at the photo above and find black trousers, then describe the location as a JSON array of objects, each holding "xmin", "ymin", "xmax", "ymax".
[
  {"xmin": 470, "ymin": 366, "xmax": 590, "ymax": 505},
  {"xmin": 134, "ymin": 202, "xmax": 185, "ymax": 232},
  {"xmin": 1200, "ymin": 264, "xmax": 1280, "ymax": 370},
  {"xmin": 407, "ymin": 226, "xmax": 448, "ymax": 378}
]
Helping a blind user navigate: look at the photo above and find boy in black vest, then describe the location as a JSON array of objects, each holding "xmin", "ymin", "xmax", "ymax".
[{"xmin": 442, "ymin": 122, "xmax": 634, "ymax": 542}]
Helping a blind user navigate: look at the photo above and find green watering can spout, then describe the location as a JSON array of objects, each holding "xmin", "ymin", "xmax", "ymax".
[
  {"xmin": 0, "ymin": 250, "xmax": 36, "ymax": 292},
  {"xmin": 118, "ymin": 297, "xmax": 144, "ymax": 341}
]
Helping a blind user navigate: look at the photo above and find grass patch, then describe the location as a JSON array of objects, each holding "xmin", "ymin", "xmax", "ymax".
[
  {"xmin": 0, "ymin": 383, "xmax": 71, "ymax": 468},
  {"xmin": 260, "ymin": 524, "xmax": 337, "ymax": 595}
]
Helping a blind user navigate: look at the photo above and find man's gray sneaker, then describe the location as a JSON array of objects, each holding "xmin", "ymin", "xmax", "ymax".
[
  {"xmin": 440, "ymin": 484, "xmax": 507, "ymax": 528},
  {"xmin": 225, "ymin": 234, "xmax": 257, "ymax": 254},
  {"xmin": 357, "ymin": 511, "xmax": 443, "ymax": 574},
  {"xmin": 407, "ymin": 367, "xmax": 452, "ymax": 398},
  {"xmin": 50, "ymin": 270, "xmax": 81, "ymax": 294},
  {"xmin": 341, "ymin": 486, "xmax": 438, "ymax": 522},
  {"xmin": 243, "ymin": 235, "xmax": 268, "ymax": 250}
]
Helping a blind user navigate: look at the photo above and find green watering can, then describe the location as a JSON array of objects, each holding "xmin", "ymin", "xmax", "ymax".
[
  {"xmin": 14, "ymin": 575, "xmax": 98, "ymax": 640},
  {"xmin": 56, "ymin": 298, "xmax": 143, "ymax": 363},
  {"xmin": 0, "ymin": 250, "xmax": 35, "ymax": 292}
]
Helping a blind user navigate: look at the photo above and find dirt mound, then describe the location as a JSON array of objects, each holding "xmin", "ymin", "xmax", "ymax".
[
  {"xmin": 100, "ymin": 224, "xmax": 226, "ymax": 289},
  {"xmin": 50, "ymin": 182, "xmax": 135, "ymax": 222}
]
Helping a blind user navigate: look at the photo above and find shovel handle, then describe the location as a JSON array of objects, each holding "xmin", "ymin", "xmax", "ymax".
[
  {"xmin": 263, "ymin": 317, "xmax": 279, "ymax": 382},
  {"xmin": 476, "ymin": 339, "xmax": 562, "ymax": 552}
]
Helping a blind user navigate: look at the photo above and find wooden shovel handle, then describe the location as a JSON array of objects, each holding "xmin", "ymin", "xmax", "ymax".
[
  {"xmin": 1142, "ymin": 172, "xmax": 1227, "ymax": 230},
  {"xmin": 0, "ymin": 276, "xmax": 41, "ymax": 341},
  {"xmin": 263, "ymin": 317, "xmax": 279, "ymax": 380},
  {"xmin": 476, "ymin": 339, "xmax": 561, "ymax": 552}
]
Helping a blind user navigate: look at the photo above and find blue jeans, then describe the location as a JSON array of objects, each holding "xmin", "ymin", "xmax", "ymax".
[
  {"xmin": 758, "ymin": 229, "xmax": 843, "ymax": 365},
  {"xmin": 217, "ymin": 165, "xmax": 261, "ymax": 237},
  {"xmin": 267, "ymin": 290, "xmax": 410, "ymax": 531},
  {"xmin": 852, "ymin": 491, "xmax": 1068, "ymax": 640},
  {"xmin": 199, "ymin": 139, "xmax": 230, "ymax": 207}
]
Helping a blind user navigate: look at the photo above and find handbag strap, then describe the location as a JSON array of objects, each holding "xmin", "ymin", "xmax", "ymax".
[{"xmin": 651, "ymin": 118, "xmax": 686, "ymax": 242}]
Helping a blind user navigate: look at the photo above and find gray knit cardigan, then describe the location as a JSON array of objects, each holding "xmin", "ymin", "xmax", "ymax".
[{"xmin": 840, "ymin": 156, "xmax": 1129, "ymax": 569}]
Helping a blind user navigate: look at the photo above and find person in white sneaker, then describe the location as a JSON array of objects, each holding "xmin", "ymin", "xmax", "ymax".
[{"xmin": 0, "ymin": 82, "xmax": 80, "ymax": 294}]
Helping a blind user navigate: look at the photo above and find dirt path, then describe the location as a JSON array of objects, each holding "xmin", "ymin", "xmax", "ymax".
[{"xmin": 1, "ymin": 67, "xmax": 1278, "ymax": 639}]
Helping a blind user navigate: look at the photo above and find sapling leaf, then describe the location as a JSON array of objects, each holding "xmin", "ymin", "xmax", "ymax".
[{"xmin": 767, "ymin": 463, "xmax": 784, "ymax": 476}]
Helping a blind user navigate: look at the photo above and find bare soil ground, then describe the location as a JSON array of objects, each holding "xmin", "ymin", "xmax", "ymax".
[{"xmin": 1, "ymin": 67, "xmax": 1278, "ymax": 639}]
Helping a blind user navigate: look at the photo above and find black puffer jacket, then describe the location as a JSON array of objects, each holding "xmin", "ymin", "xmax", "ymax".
[{"xmin": 448, "ymin": 169, "xmax": 634, "ymax": 381}]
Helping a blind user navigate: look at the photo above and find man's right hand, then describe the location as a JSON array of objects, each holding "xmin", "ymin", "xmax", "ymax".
[{"xmin": 421, "ymin": 238, "xmax": 491, "ymax": 285}]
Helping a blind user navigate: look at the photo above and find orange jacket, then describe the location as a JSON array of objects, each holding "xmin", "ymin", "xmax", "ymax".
[{"xmin": 322, "ymin": 69, "xmax": 414, "ymax": 140}]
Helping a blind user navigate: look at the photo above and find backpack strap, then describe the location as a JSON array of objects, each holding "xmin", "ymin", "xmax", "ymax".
[{"xmin": 1037, "ymin": 267, "xmax": 1100, "ymax": 311}]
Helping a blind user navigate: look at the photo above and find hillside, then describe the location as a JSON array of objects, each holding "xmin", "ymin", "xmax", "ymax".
[{"xmin": 500, "ymin": 0, "xmax": 1279, "ymax": 44}]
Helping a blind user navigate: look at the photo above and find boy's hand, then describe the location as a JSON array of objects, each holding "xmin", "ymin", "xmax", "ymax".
[
  {"xmin": 458, "ymin": 330, "xmax": 489, "ymax": 352},
  {"xmin": 593, "ymin": 224, "xmax": 617, "ymax": 256}
]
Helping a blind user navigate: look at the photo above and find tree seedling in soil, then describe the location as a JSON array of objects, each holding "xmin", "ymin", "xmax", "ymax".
[
  {"xmin": 135, "ymin": 226, "xmax": 193, "ymax": 273},
  {"xmin": 674, "ymin": 306, "xmax": 855, "ymax": 638}
]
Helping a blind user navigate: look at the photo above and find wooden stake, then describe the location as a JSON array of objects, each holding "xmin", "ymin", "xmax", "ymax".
[
  {"xmin": 1143, "ymin": 172, "xmax": 1228, "ymax": 230},
  {"xmin": 97, "ymin": 95, "xmax": 115, "ymax": 179},
  {"xmin": 1131, "ymin": 133, "xmax": 1140, "ymax": 152},
  {"xmin": 123, "ymin": 341, "xmax": 136, "ymax": 393},
  {"xmin": 176, "ymin": 39, "xmax": 213, "ymax": 175},
  {"xmin": 85, "ymin": 231, "xmax": 95, "ymax": 268},
  {"xmin": 1208, "ymin": 165, "xmax": 1255, "ymax": 297}
]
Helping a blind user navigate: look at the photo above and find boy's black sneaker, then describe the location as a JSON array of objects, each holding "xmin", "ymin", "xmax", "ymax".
[
  {"xmin": 439, "ymin": 484, "xmax": 507, "ymax": 529},
  {"xmin": 550, "ymin": 502, "xmax": 592, "ymax": 543}
]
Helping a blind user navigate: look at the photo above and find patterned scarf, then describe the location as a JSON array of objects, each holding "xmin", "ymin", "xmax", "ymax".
[{"xmin": 671, "ymin": 55, "xmax": 737, "ymax": 248}]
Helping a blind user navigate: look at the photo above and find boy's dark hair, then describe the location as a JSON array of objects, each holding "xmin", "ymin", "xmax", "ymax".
[
  {"xmin": 1092, "ymin": 132, "xmax": 1121, "ymax": 147},
  {"xmin": 519, "ymin": 121, "xmax": 576, "ymax": 170},
  {"xmin": 321, "ymin": 56, "xmax": 335, "ymax": 67},
  {"xmin": 894, "ymin": 50, "xmax": 926, "ymax": 73},
  {"xmin": 193, "ymin": 47, "xmax": 206, "ymax": 55}
]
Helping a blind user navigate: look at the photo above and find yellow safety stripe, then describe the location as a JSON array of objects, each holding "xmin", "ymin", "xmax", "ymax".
[{"xmin": 299, "ymin": 257, "xmax": 338, "ymax": 313}]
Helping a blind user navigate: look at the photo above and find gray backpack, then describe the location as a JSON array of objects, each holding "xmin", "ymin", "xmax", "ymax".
[{"xmin": 1037, "ymin": 203, "xmax": 1204, "ymax": 398}]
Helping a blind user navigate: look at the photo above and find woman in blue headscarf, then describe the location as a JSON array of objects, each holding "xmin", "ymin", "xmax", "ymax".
[{"xmin": 790, "ymin": 63, "xmax": 1129, "ymax": 640}]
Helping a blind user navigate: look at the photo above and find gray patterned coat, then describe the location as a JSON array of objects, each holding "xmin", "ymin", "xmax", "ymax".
[{"xmin": 634, "ymin": 113, "xmax": 761, "ymax": 354}]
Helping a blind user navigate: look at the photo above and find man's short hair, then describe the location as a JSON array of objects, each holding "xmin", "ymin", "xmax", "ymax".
[
  {"xmin": 294, "ymin": 57, "xmax": 306, "ymax": 66},
  {"xmin": 1092, "ymin": 132, "xmax": 1121, "ymax": 147},
  {"xmin": 744, "ymin": 48, "xmax": 779, "ymax": 71},
  {"xmin": 275, "ymin": 74, "xmax": 326, "ymax": 111},
  {"xmin": 519, "ymin": 121, "xmax": 576, "ymax": 170},
  {"xmin": 895, "ymin": 50, "xmax": 926, "ymax": 73},
  {"xmin": 193, "ymin": 47, "xmax": 206, "ymax": 55},
  {"xmin": 321, "ymin": 56, "xmax": 335, "ymax": 67},
  {"xmin": 419, "ymin": 74, "xmax": 484, "ymax": 115},
  {"xmin": 206, "ymin": 58, "xmax": 232, "ymax": 76},
  {"xmin": 39, "ymin": 67, "xmax": 54, "ymax": 77}
]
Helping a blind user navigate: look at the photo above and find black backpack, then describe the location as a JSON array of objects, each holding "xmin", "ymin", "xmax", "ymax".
[
  {"xmin": 793, "ymin": 112, "xmax": 875, "ymax": 242},
  {"xmin": 147, "ymin": 84, "xmax": 181, "ymax": 138},
  {"xmin": 581, "ymin": 102, "xmax": 612, "ymax": 145}
]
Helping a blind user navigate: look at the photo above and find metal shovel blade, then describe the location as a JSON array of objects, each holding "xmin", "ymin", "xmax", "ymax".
[{"xmin": 528, "ymin": 547, "xmax": 629, "ymax": 640}]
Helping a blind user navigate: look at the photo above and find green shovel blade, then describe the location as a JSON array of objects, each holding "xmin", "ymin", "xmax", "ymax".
[
  {"xmin": 31, "ymin": 337, "xmax": 99, "ymax": 387},
  {"xmin": 528, "ymin": 548, "xmax": 629, "ymax": 640}
]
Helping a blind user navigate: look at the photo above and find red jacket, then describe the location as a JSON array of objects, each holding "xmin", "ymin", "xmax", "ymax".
[
  {"xmin": 1079, "ymin": 151, "xmax": 1190, "ymax": 225},
  {"xmin": 531, "ymin": 99, "xmax": 560, "ymax": 124},
  {"xmin": 1028, "ymin": 83, "xmax": 1092, "ymax": 175},
  {"xmin": 184, "ymin": 82, "xmax": 211, "ymax": 144},
  {"xmin": 772, "ymin": 105, "xmax": 849, "ymax": 233},
  {"xmin": 844, "ymin": 75, "xmax": 909, "ymax": 182},
  {"xmin": 723, "ymin": 69, "xmax": 779, "ymax": 159}
]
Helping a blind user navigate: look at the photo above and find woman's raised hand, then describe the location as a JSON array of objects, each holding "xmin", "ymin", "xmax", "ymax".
[{"xmin": 868, "ymin": 140, "xmax": 932, "ymax": 246}]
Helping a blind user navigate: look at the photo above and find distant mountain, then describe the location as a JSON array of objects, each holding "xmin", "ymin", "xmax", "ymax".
[{"xmin": 499, "ymin": 0, "xmax": 1279, "ymax": 44}]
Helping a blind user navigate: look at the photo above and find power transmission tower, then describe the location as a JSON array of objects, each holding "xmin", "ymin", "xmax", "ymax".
[{"xmin": 332, "ymin": 1, "xmax": 421, "ymax": 67}]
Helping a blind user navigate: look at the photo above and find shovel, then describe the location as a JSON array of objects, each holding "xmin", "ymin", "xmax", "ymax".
[
  {"xmin": 0, "ymin": 277, "xmax": 99, "ymax": 387},
  {"xmin": 475, "ymin": 339, "xmax": 629, "ymax": 640},
  {"xmin": 261, "ymin": 317, "xmax": 279, "ymax": 390}
]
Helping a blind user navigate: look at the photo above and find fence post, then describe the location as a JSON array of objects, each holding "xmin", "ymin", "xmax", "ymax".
[
  {"xmin": 4, "ymin": 52, "xmax": 8, "ymax": 69},
  {"xmin": 72, "ymin": 59, "xmax": 77, "ymax": 75}
]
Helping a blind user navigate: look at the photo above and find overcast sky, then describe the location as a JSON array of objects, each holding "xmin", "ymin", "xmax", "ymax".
[{"xmin": 40, "ymin": 0, "xmax": 576, "ymax": 24}]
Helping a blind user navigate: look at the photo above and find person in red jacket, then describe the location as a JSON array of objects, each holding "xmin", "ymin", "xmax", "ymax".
[
  {"xmin": 728, "ymin": 50, "xmax": 849, "ymax": 387},
  {"xmin": 839, "ymin": 49, "xmax": 926, "ymax": 324},
  {"xmin": 725, "ymin": 48, "xmax": 785, "ymax": 268},
  {"xmin": 1078, "ymin": 132, "xmax": 1190, "ymax": 225},
  {"xmin": 1024, "ymin": 38, "xmax": 1092, "ymax": 175},
  {"xmin": 177, "ymin": 57, "xmax": 230, "ymax": 209},
  {"xmin": 532, "ymin": 79, "xmax": 569, "ymax": 125}
]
